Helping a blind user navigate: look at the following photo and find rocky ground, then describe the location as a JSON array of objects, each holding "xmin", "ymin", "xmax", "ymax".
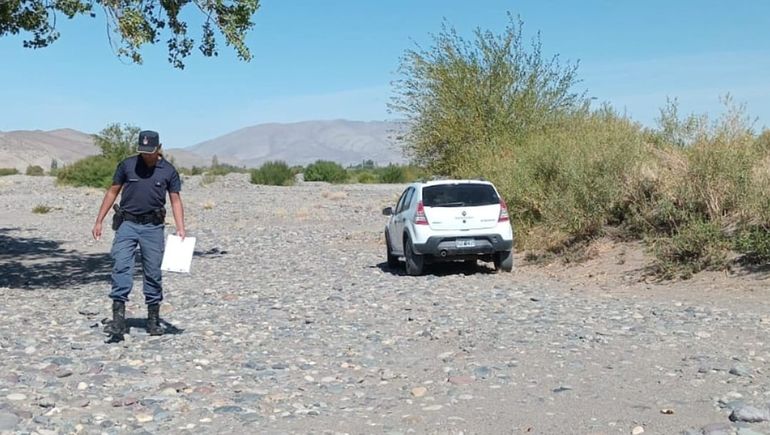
[{"xmin": 1, "ymin": 173, "xmax": 770, "ymax": 435}]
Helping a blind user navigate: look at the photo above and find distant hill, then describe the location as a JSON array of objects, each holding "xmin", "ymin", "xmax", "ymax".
[
  {"xmin": 1, "ymin": 120, "xmax": 410, "ymax": 173},
  {"xmin": 0, "ymin": 129, "xmax": 100, "ymax": 171},
  {"xmin": 177, "ymin": 119, "xmax": 408, "ymax": 168}
]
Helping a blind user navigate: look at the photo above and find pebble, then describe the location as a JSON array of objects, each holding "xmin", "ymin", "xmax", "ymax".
[
  {"xmin": 0, "ymin": 412, "xmax": 19, "ymax": 431},
  {"xmin": 135, "ymin": 414, "xmax": 154, "ymax": 423},
  {"xmin": 411, "ymin": 387, "xmax": 427, "ymax": 398}
]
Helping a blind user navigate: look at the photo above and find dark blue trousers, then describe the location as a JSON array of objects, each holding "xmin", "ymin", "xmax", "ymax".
[{"xmin": 110, "ymin": 221, "xmax": 165, "ymax": 305}]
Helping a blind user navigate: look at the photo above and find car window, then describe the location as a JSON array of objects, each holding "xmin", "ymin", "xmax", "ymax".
[
  {"xmin": 422, "ymin": 184, "xmax": 499, "ymax": 207},
  {"xmin": 396, "ymin": 187, "xmax": 414, "ymax": 214},
  {"xmin": 402, "ymin": 188, "xmax": 415, "ymax": 212},
  {"xmin": 394, "ymin": 188, "xmax": 409, "ymax": 214}
]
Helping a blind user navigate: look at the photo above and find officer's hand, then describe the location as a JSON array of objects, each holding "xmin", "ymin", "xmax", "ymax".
[
  {"xmin": 92, "ymin": 222, "xmax": 102, "ymax": 241},
  {"xmin": 177, "ymin": 228, "xmax": 185, "ymax": 241}
]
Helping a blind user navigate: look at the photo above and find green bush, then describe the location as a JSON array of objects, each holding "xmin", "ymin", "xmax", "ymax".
[
  {"xmin": 485, "ymin": 108, "xmax": 646, "ymax": 251},
  {"xmin": 379, "ymin": 164, "xmax": 407, "ymax": 183},
  {"xmin": 32, "ymin": 204, "xmax": 52, "ymax": 214},
  {"xmin": 735, "ymin": 226, "xmax": 770, "ymax": 264},
  {"xmin": 208, "ymin": 162, "xmax": 248, "ymax": 176},
  {"xmin": 250, "ymin": 161, "xmax": 294, "ymax": 186},
  {"xmin": 651, "ymin": 219, "xmax": 729, "ymax": 279},
  {"xmin": 0, "ymin": 168, "xmax": 19, "ymax": 176},
  {"xmin": 304, "ymin": 160, "xmax": 348, "ymax": 183},
  {"xmin": 26, "ymin": 165, "xmax": 45, "ymax": 176},
  {"xmin": 57, "ymin": 123, "xmax": 139, "ymax": 188},
  {"xmin": 391, "ymin": 14, "xmax": 586, "ymax": 175},
  {"xmin": 353, "ymin": 170, "xmax": 378, "ymax": 184},
  {"xmin": 56, "ymin": 156, "xmax": 116, "ymax": 188}
]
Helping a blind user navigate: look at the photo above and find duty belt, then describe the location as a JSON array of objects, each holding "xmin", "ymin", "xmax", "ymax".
[{"xmin": 122, "ymin": 209, "xmax": 165, "ymax": 225}]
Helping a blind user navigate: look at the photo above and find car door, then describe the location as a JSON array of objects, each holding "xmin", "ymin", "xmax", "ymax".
[
  {"xmin": 393, "ymin": 187, "xmax": 415, "ymax": 254},
  {"xmin": 388, "ymin": 188, "xmax": 410, "ymax": 255}
]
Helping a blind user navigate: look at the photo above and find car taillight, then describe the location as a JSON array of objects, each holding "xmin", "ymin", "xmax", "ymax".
[
  {"xmin": 498, "ymin": 198, "xmax": 509, "ymax": 222},
  {"xmin": 415, "ymin": 201, "xmax": 429, "ymax": 225}
]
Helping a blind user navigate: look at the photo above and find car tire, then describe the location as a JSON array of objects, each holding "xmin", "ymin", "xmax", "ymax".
[
  {"xmin": 494, "ymin": 250, "xmax": 513, "ymax": 272},
  {"xmin": 404, "ymin": 236, "xmax": 424, "ymax": 276},
  {"xmin": 385, "ymin": 231, "xmax": 399, "ymax": 269}
]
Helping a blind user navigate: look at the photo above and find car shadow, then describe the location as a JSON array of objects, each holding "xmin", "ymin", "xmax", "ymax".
[
  {"xmin": 0, "ymin": 227, "xmax": 112, "ymax": 289},
  {"xmin": 375, "ymin": 260, "xmax": 498, "ymax": 276}
]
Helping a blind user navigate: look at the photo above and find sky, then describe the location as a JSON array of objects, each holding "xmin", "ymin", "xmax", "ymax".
[{"xmin": 1, "ymin": 0, "xmax": 768, "ymax": 148}]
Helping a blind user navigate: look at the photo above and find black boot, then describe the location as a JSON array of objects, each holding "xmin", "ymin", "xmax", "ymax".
[
  {"xmin": 147, "ymin": 304, "xmax": 164, "ymax": 336},
  {"xmin": 105, "ymin": 300, "xmax": 126, "ymax": 342}
]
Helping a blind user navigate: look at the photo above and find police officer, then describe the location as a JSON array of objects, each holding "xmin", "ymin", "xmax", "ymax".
[{"xmin": 92, "ymin": 130, "xmax": 185, "ymax": 342}]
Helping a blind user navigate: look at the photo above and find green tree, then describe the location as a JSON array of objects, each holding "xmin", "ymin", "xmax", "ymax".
[
  {"xmin": 95, "ymin": 123, "xmax": 140, "ymax": 162},
  {"xmin": 390, "ymin": 14, "xmax": 587, "ymax": 175},
  {"xmin": 0, "ymin": 0, "xmax": 260, "ymax": 69}
]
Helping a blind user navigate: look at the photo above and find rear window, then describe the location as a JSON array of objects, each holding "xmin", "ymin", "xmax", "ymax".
[{"xmin": 422, "ymin": 183, "xmax": 499, "ymax": 207}]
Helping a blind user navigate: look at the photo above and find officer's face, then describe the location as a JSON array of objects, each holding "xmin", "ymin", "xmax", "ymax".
[{"xmin": 140, "ymin": 146, "xmax": 161, "ymax": 166}]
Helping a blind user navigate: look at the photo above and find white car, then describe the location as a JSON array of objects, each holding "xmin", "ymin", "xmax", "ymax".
[{"xmin": 383, "ymin": 179, "xmax": 514, "ymax": 275}]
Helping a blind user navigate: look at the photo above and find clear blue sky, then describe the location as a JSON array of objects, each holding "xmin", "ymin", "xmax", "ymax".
[{"xmin": 1, "ymin": 0, "xmax": 768, "ymax": 148}]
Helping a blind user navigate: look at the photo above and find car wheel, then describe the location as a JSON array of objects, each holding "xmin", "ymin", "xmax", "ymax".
[
  {"xmin": 404, "ymin": 236, "xmax": 424, "ymax": 276},
  {"xmin": 494, "ymin": 250, "xmax": 513, "ymax": 272},
  {"xmin": 385, "ymin": 231, "xmax": 399, "ymax": 269}
]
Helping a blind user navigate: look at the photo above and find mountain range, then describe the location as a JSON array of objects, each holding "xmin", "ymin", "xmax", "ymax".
[{"xmin": 0, "ymin": 120, "xmax": 408, "ymax": 171}]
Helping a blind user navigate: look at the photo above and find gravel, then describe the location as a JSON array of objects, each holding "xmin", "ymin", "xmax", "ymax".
[{"xmin": 2, "ymin": 173, "xmax": 770, "ymax": 434}]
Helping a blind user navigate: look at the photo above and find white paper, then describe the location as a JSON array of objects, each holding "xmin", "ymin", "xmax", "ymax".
[{"xmin": 161, "ymin": 235, "xmax": 196, "ymax": 273}]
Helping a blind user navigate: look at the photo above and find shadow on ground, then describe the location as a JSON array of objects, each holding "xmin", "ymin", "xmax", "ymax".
[
  {"xmin": 99, "ymin": 317, "xmax": 185, "ymax": 339},
  {"xmin": 375, "ymin": 260, "xmax": 497, "ymax": 277},
  {"xmin": 126, "ymin": 318, "xmax": 185, "ymax": 335},
  {"xmin": 0, "ymin": 227, "xmax": 111, "ymax": 289}
]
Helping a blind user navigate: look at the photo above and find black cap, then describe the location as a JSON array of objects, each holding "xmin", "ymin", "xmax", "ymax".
[{"xmin": 138, "ymin": 130, "xmax": 160, "ymax": 153}]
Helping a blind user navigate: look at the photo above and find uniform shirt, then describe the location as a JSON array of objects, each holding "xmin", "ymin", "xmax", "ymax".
[{"xmin": 112, "ymin": 155, "xmax": 181, "ymax": 215}]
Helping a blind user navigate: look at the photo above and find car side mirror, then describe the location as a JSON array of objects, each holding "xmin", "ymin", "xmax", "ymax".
[{"xmin": 382, "ymin": 207, "xmax": 393, "ymax": 216}]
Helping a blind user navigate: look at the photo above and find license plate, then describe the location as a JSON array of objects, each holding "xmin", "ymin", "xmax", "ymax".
[{"xmin": 455, "ymin": 239, "xmax": 475, "ymax": 248}]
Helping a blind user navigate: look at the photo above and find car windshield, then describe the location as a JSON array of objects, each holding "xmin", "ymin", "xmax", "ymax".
[{"xmin": 422, "ymin": 184, "xmax": 499, "ymax": 207}]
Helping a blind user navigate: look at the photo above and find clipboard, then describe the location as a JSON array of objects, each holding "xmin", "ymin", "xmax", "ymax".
[{"xmin": 161, "ymin": 234, "xmax": 196, "ymax": 273}]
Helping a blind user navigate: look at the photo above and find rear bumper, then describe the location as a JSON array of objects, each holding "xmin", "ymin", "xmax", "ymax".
[{"xmin": 412, "ymin": 234, "xmax": 513, "ymax": 257}]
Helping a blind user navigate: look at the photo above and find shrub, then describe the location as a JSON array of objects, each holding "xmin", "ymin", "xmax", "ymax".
[
  {"xmin": 208, "ymin": 162, "xmax": 248, "ymax": 176},
  {"xmin": 200, "ymin": 173, "xmax": 218, "ymax": 186},
  {"xmin": 56, "ymin": 156, "xmax": 116, "ymax": 188},
  {"xmin": 488, "ymin": 108, "xmax": 646, "ymax": 251},
  {"xmin": 353, "ymin": 170, "xmax": 378, "ymax": 184},
  {"xmin": 391, "ymin": 14, "xmax": 587, "ymax": 175},
  {"xmin": 250, "ymin": 161, "xmax": 294, "ymax": 186},
  {"xmin": 32, "ymin": 204, "xmax": 52, "ymax": 214},
  {"xmin": 651, "ymin": 219, "xmax": 730, "ymax": 279},
  {"xmin": 26, "ymin": 165, "xmax": 45, "ymax": 176},
  {"xmin": 0, "ymin": 168, "xmax": 19, "ymax": 176},
  {"xmin": 735, "ymin": 226, "xmax": 770, "ymax": 264},
  {"xmin": 304, "ymin": 160, "xmax": 348, "ymax": 183},
  {"xmin": 57, "ymin": 123, "xmax": 139, "ymax": 188},
  {"xmin": 379, "ymin": 164, "xmax": 407, "ymax": 184}
]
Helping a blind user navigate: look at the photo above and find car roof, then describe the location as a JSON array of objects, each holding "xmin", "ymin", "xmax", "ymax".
[{"xmin": 416, "ymin": 179, "xmax": 494, "ymax": 187}]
